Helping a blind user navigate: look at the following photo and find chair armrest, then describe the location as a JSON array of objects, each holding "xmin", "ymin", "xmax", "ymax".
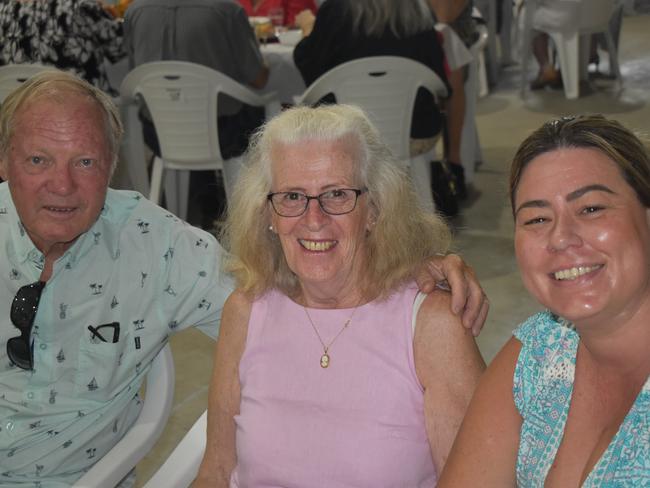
[
  {"xmin": 72, "ymin": 345, "xmax": 175, "ymax": 488},
  {"xmin": 142, "ymin": 410, "xmax": 208, "ymax": 488}
]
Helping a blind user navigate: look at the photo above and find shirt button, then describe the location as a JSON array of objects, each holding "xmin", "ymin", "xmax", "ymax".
[
  {"xmin": 27, "ymin": 392, "xmax": 34, "ymax": 399},
  {"xmin": 39, "ymin": 343, "xmax": 47, "ymax": 350},
  {"xmin": 5, "ymin": 421, "xmax": 13, "ymax": 432}
]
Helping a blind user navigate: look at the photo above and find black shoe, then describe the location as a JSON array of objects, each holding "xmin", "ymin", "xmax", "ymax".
[{"xmin": 448, "ymin": 162, "xmax": 467, "ymax": 201}]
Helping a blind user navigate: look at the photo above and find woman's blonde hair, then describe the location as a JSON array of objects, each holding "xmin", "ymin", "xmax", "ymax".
[
  {"xmin": 0, "ymin": 70, "xmax": 123, "ymax": 173},
  {"xmin": 221, "ymin": 104, "xmax": 451, "ymax": 299},
  {"xmin": 509, "ymin": 114, "xmax": 650, "ymax": 213}
]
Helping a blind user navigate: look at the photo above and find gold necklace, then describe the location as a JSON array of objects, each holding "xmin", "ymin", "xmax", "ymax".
[{"xmin": 303, "ymin": 303, "xmax": 361, "ymax": 369}]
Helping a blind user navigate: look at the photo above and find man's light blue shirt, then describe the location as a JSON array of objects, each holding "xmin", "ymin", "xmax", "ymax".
[{"xmin": 0, "ymin": 183, "xmax": 233, "ymax": 486}]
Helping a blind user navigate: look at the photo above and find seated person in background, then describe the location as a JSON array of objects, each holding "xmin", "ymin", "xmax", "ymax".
[
  {"xmin": 194, "ymin": 104, "xmax": 486, "ymax": 487},
  {"xmin": 528, "ymin": 0, "xmax": 583, "ymax": 89},
  {"xmin": 123, "ymin": 0, "xmax": 269, "ymax": 227},
  {"xmin": 439, "ymin": 114, "xmax": 650, "ymax": 486},
  {"xmin": 0, "ymin": 0, "xmax": 125, "ymax": 94},
  {"xmin": 293, "ymin": 0, "xmax": 450, "ymax": 159},
  {"xmin": 0, "ymin": 71, "xmax": 487, "ymax": 487},
  {"xmin": 429, "ymin": 0, "xmax": 478, "ymax": 199},
  {"xmin": 237, "ymin": 0, "xmax": 318, "ymax": 27}
]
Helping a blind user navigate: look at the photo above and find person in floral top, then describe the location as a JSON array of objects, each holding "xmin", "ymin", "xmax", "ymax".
[{"xmin": 0, "ymin": 0, "xmax": 125, "ymax": 94}]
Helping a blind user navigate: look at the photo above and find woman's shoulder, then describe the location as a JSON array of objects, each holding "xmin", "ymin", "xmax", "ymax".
[
  {"xmin": 513, "ymin": 310, "xmax": 576, "ymax": 349},
  {"xmin": 512, "ymin": 311, "xmax": 578, "ymax": 413}
]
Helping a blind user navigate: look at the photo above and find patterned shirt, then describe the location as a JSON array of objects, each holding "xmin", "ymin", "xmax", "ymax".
[
  {"xmin": 0, "ymin": 184, "xmax": 233, "ymax": 486},
  {"xmin": 513, "ymin": 311, "xmax": 650, "ymax": 487},
  {"xmin": 0, "ymin": 0, "xmax": 125, "ymax": 94}
]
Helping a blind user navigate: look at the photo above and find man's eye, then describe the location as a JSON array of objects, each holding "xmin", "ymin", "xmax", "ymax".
[
  {"xmin": 77, "ymin": 158, "xmax": 95, "ymax": 168},
  {"xmin": 30, "ymin": 156, "xmax": 44, "ymax": 165}
]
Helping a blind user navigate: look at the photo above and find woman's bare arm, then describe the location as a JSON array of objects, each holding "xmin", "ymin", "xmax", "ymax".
[
  {"xmin": 437, "ymin": 336, "xmax": 523, "ymax": 487},
  {"xmin": 193, "ymin": 290, "xmax": 252, "ymax": 488},
  {"xmin": 413, "ymin": 290, "xmax": 486, "ymax": 474}
]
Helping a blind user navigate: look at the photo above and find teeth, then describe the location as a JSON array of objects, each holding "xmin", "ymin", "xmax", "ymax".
[
  {"xmin": 554, "ymin": 265, "xmax": 601, "ymax": 281},
  {"xmin": 46, "ymin": 207, "xmax": 74, "ymax": 212},
  {"xmin": 299, "ymin": 240, "xmax": 335, "ymax": 252}
]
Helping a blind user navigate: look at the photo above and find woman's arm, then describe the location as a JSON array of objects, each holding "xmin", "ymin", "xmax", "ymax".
[
  {"xmin": 437, "ymin": 336, "xmax": 523, "ymax": 487},
  {"xmin": 414, "ymin": 290, "xmax": 485, "ymax": 474},
  {"xmin": 193, "ymin": 290, "xmax": 252, "ymax": 488}
]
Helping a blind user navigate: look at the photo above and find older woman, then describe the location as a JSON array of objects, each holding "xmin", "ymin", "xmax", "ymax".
[
  {"xmin": 194, "ymin": 104, "xmax": 485, "ymax": 487},
  {"xmin": 439, "ymin": 115, "xmax": 650, "ymax": 485}
]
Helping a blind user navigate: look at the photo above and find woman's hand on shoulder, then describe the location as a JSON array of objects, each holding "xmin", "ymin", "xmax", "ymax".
[
  {"xmin": 414, "ymin": 253, "xmax": 489, "ymax": 336},
  {"xmin": 414, "ymin": 289, "xmax": 485, "ymax": 473}
]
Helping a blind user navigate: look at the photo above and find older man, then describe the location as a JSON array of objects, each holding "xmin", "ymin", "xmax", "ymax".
[
  {"xmin": 0, "ymin": 71, "xmax": 486, "ymax": 486},
  {"xmin": 0, "ymin": 71, "xmax": 232, "ymax": 486}
]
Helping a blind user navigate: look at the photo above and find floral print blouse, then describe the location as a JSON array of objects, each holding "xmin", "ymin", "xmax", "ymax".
[{"xmin": 0, "ymin": 0, "xmax": 125, "ymax": 94}]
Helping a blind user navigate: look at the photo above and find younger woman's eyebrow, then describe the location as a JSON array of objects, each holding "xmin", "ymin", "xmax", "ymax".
[
  {"xmin": 566, "ymin": 184, "xmax": 615, "ymax": 202},
  {"xmin": 515, "ymin": 184, "xmax": 616, "ymax": 216}
]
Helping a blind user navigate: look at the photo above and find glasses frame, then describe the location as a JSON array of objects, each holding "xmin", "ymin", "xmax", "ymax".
[
  {"xmin": 7, "ymin": 281, "xmax": 46, "ymax": 370},
  {"xmin": 267, "ymin": 188, "xmax": 367, "ymax": 217},
  {"xmin": 88, "ymin": 322, "xmax": 120, "ymax": 343}
]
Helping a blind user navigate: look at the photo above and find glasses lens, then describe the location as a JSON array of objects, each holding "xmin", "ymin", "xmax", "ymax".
[
  {"xmin": 11, "ymin": 282, "xmax": 45, "ymax": 331},
  {"xmin": 8, "ymin": 281, "xmax": 45, "ymax": 370},
  {"xmin": 319, "ymin": 189, "xmax": 357, "ymax": 215},
  {"xmin": 270, "ymin": 192, "xmax": 308, "ymax": 217},
  {"xmin": 7, "ymin": 337, "xmax": 32, "ymax": 370}
]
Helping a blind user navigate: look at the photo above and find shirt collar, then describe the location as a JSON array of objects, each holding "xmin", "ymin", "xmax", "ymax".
[{"xmin": 0, "ymin": 184, "xmax": 127, "ymax": 273}]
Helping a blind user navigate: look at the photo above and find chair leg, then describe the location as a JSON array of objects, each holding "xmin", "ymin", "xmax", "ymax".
[
  {"xmin": 552, "ymin": 32, "xmax": 580, "ymax": 99},
  {"xmin": 149, "ymin": 156, "xmax": 164, "ymax": 205},
  {"xmin": 162, "ymin": 170, "xmax": 190, "ymax": 221},
  {"xmin": 221, "ymin": 157, "xmax": 243, "ymax": 206},
  {"xmin": 604, "ymin": 31, "xmax": 622, "ymax": 84},
  {"xmin": 408, "ymin": 153, "xmax": 435, "ymax": 213},
  {"xmin": 177, "ymin": 170, "xmax": 190, "ymax": 222}
]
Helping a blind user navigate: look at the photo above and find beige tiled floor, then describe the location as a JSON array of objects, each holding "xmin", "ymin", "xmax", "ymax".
[{"xmin": 134, "ymin": 13, "xmax": 650, "ymax": 486}]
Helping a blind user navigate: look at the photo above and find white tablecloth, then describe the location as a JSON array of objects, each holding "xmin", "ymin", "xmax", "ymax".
[{"xmin": 260, "ymin": 43, "xmax": 306, "ymax": 104}]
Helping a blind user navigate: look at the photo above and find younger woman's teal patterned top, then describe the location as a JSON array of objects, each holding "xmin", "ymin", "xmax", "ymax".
[{"xmin": 513, "ymin": 311, "xmax": 649, "ymax": 487}]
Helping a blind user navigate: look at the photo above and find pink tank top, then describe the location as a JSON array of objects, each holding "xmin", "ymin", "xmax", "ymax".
[{"xmin": 232, "ymin": 283, "xmax": 437, "ymax": 487}]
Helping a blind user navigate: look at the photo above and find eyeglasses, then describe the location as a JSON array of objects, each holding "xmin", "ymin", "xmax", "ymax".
[
  {"xmin": 7, "ymin": 281, "xmax": 46, "ymax": 370},
  {"xmin": 88, "ymin": 322, "xmax": 120, "ymax": 343},
  {"xmin": 267, "ymin": 188, "xmax": 367, "ymax": 217}
]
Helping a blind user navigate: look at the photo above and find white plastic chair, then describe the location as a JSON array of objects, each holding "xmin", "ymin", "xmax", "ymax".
[
  {"xmin": 295, "ymin": 56, "xmax": 448, "ymax": 212},
  {"xmin": 73, "ymin": 344, "xmax": 175, "ymax": 488},
  {"xmin": 142, "ymin": 410, "xmax": 207, "ymax": 488},
  {"xmin": 119, "ymin": 61, "xmax": 280, "ymax": 220},
  {"xmin": 520, "ymin": 0, "xmax": 622, "ymax": 99},
  {"xmin": 0, "ymin": 64, "xmax": 56, "ymax": 102}
]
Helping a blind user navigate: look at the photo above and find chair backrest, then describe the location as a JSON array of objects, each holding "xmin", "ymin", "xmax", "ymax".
[
  {"xmin": 0, "ymin": 64, "xmax": 56, "ymax": 103},
  {"xmin": 297, "ymin": 56, "xmax": 448, "ymax": 161},
  {"xmin": 120, "ymin": 61, "xmax": 270, "ymax": 164},
  {"xmin": 73, "ymin": 344, "xmax": 175, "ymax": 488}
]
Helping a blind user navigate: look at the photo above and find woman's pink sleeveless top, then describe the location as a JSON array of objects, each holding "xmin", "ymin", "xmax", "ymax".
[{"xmin": 231, "ymin": 283, "xmax": 437, "ymax": 487}]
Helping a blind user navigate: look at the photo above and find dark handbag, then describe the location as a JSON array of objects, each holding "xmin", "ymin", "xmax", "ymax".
[
  {"xmin": 430, "ymin": 111, "xmax": 459, "ymax": 217},
  {"xmin": 430, "ymin": 159, "xmax": 459, "ymax": 217}
]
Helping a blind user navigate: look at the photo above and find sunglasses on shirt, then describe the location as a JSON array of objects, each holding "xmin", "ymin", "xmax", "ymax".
[{"xmin": 7, "ymin": 281, "xmax": 46, "ymax": 370}]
